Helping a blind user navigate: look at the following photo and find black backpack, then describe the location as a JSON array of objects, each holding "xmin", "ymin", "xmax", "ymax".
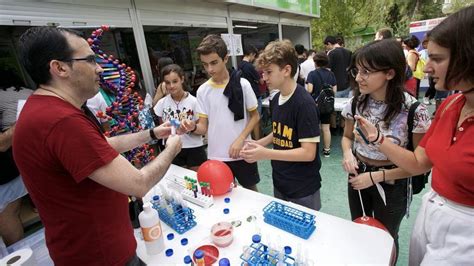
[
  {"xmin": 407, "ymin": 101, "xmax": 430, "ymax": 194},
  {"xmin": 314, "ymin": 71, "xmax": 335, "ymax": 115}
]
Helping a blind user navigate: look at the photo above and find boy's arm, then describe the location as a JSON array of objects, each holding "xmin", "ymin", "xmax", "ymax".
[
  {"xmin": 240, "ymin": 141, "xmax": 316, "ymax": 162},
  {"xmin": 264, "ymin": 141, "xmax": 316, "ymax": 161},
  {"xmin": 229, "ymin": 108, "xmax": 260, "ymax": 158},
  {"xmin": 255, "ymin": 132, "xmax": 273, "ymax": 146}
]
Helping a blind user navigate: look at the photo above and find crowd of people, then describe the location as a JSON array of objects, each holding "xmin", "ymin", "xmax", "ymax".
[{"xmin": 0, "ymin": 5, "xmax": 472, "ymax": 266}]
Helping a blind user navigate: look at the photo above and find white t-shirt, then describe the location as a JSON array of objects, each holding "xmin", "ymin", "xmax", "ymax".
[
  {"xmin": 300, "ymin": 58, "xmax": 316, "ymax": 81},
  {"xmin": 86, "ymin": 92, "xmax": 108, "ymax": 123},
  {"xmin": 196, "ymin": 78, "xmax": 258, "ymax": 161},
  {"xmin": 153, "ymin": 93, "xmax": 203, "ymax": 149}
]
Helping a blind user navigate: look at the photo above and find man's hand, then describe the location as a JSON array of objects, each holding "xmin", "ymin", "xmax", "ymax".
[
  {"xmin": 165, "ymin": 134, "xmax": 182, "ymax": 156},
  {"xmin": 154, "ymin": 121, "xmax": 172, "ymax": 139},
  {"xmin": 240, "ymin": 142, "xmax": 267, "ymax": 163},
  {"xmin": 229, "ymin": 137, "xmax": 245, "ymax": 159}
]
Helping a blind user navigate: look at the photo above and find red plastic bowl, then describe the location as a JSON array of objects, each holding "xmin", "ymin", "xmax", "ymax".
[{"xmin": 193, "ymin": 245, "xmax": 219, "ymax": 265}]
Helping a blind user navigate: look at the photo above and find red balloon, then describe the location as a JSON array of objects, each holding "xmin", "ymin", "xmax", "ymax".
[
  {"xmin": 353, "ymin": 216, "xmax": 389, "ymax": 232},
  {"xmin": 197, "ymin": 160, "xmax": 234, "ymax": 196}
]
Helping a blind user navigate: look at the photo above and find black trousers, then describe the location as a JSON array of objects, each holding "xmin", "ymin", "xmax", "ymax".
[
  {"xmin": 348, "ymin": 178, "xmax": 407, "ymax": 262},
  {"xmin": 424, "ymin": 77, "xmax": 436, "ymax": 99}
]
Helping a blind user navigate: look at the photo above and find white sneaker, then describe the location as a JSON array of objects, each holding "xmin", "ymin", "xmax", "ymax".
[{"xmin": 423, "ymin": 97, "xmax": 430, "ymax": 105}]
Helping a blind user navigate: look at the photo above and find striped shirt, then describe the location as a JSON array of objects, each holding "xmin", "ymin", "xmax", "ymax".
[{"xmin": 0, "ymin": 87, "xmax": 33, "ymax": 130}]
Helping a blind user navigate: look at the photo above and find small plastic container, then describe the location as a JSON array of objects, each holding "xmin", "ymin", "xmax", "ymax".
[{"xmin": 210, "ymin": 222, "xmax": 234, "ymax": 247}]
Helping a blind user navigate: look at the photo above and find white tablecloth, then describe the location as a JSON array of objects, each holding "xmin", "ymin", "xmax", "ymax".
[{"xmin": 137, "ymin": 165, "xmax": 394, "ymax": 265}]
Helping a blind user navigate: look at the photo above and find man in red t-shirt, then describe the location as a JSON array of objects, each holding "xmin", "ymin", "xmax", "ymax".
[{"xmin": 13, "ymin": 27, "xmax": 182, "ymax": 266}]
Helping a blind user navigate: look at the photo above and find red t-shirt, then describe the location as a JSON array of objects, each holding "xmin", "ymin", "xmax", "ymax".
[
  {"xmin": 13, "ymin": 95, "xmax": 136, "ymax": 265},
  {"xmin": 419, "ymin": 94, "xmax": 474, "ymax": 206}
]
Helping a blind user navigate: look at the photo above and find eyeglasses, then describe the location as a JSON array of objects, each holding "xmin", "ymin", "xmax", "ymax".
[
  {"xmin": 350, "ymin": 68, "xmax": 387, "ymax": 79},
  {"xmin": 64, "ymin": 54, "xmax": 97, "ymax": 65}
]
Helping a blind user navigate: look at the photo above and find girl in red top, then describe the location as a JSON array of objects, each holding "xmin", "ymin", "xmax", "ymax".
[{"xmin": 356, "ymin": 6, "xmax": 474, "ymax": 265}]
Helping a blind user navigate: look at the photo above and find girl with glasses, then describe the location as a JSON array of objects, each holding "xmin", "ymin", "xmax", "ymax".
[
  {"xmin": 356, "ymin": 6, "xmax": 474, "ymax": 265},
  {"xmin": 341, "ymin": 39, "xmax": 431, "ymax": 262}
]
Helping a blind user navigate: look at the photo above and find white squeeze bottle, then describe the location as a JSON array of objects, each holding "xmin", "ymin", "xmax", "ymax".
[{"xmin": 139, "ymin": 202, "xmax": 165, "ymax": 255}]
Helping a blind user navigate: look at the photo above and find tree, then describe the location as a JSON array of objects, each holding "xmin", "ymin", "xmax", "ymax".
[{"xmin": 311, "ymin": 0, "xmax": 445, "ymax": 49}]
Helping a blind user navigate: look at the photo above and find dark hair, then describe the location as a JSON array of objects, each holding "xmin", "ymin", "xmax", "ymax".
[
  {"xmin": 307, "ymin": 49, "xmax": 316, "ymax": 57},
  {"xmin": 243, "ymin": 44, "xmax": 258, "ymax": 56},
  {"xmin": 348, "ymin": 51, "xmax": 359, "ymax": 92},
  {"xmin": 256, "ymin": 39, "xmax": 298, "ymax": 77},
  {"xmin": 354, "ymin": 39, "xmax": 407, "ymax": 128},
  {"xmin": 294, "ymin": 44, "xmax": 305, "ymax": 55},
  {"xmin": 427, "ymin": 5, "xmax": 474, "ymax": 89},
  {"xmin": 323, "ymin": 36, "xmax": 337, "ymax": 45},
  {"xmin": 18, "ymin": 26, "xmax": 82, "ymax": 87},
  {"xmin": 313, "ymin": 51, "xmax": 329, "ymax": 67},
  {"xmin": 157, "ymin": 57, "xmax": 173, "ymax": 72},
  {"xmin": 196, "ymin": 34, "xmax": 228, "ymax": 60},
  {"xmin": 161, "ymin": 64, "xmax": 185, "ymax": 85},
  {"xmin": 403, "ymin": 35, "xmax": 420, "ymax": 50},
  {"xmin": 336, "ymin": 36, "xmax": 345, "ymax": 46},
  {"xmin": 377, "ymin": 28, "xmax": 393, "ymax": 39}
]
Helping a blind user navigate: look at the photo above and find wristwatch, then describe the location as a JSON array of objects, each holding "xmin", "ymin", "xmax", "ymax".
[{"xmin": 149, "ymin": 128, "xmax": 158, "ymax": 140}]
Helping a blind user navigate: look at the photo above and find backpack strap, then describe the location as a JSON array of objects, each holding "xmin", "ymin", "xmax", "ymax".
[
  {"xmin": 407, "ymin": 101, "xmax": 420, "ymax": 150},
  {"xmin": 406, "ymin": 100, "xmax": 421, "ymax": 218}
]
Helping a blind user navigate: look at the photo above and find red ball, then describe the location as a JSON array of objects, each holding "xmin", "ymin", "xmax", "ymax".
[
  {"xmin": 353, "ymin": 216, "xmax": 389, "ymax": 232},
  {"xmin": 197, "ymin": 160, "xmax": 234, "ymax": 196}
]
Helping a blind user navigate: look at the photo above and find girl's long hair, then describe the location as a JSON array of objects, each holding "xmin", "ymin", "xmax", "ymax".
[{"xmin": 353, "ymin": 39, "xmax": 407, "ymax": 128}]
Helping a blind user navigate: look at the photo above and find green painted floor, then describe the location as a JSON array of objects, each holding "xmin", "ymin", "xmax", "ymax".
[{"xmin": 255, "ymin": 133, "xmax": 431, "ymax": 266}]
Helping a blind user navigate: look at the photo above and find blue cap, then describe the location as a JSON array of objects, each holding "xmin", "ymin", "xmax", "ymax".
[
  {"xmin": 224, "ymin": 197, "xmax": 230, "ymax": 203},
  {"xmin": 284, "ymin": 246, "xmax": 292, "ymax": 254},
  {"xmin": 194, "ymin": 249, "xmax": 204, "ymax": 259},
  {"xmin": 252, "ymin": 234, "xmax": 261, "ymax": 243},
  {"xmin": 153, "ymin": 195, "xmax": 160, "ymax": 201},
  {"xmin": 167, "ymin": 233, "xmax": 174, "ymax": 240},
  {"xmin": 183, "ymin": 255, "xmax": 192, "ymax": 264},
  {"xmin": 165, "ymin": 248, "xmax": 174, "ymax": 257},
  {"xmin": 223, "ymin": 208, "xmax": 229, "ymax": 214},
  {"xmin": 181, "ymin": 238, "xmax": 188, "ymax": 246},
  {"xmin": 219, "ymin": 258, "xmax": 231, "ymax": 266}
]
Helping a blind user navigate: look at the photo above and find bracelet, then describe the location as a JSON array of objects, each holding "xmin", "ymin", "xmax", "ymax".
[
  {"xmin": 379, "ymin": 135, "xmax": 385, "ymax": 145},
  {"xmin": 370, "ymin": 129, "xmax": 380, "ymax": 145},
  {"xmin": 382, "ymin": 170, "xmax": 386, "ymax": 182},
  {"xmin": 369, "ymin": 171, "xmax": 375, "ymax": 185},
  {"xmin": 190, "ymin": 123, "xmax": 198, "ymax": 133},
  {"xmin": 149, "ymin": 128, "xmax": 158, "ymax": 140}
]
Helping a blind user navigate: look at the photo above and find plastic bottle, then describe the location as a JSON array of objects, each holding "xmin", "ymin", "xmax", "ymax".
[
  {"xmin": 194, "ymin": 249, "xmax": 205, "ymax": 266},
  {"xmin": 139, "ymin": 202, "xmax": 165, "ymax": 255}
]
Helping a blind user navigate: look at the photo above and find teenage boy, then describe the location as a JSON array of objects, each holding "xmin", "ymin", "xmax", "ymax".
[
  {"xmin": 182, "ymin": 35, "xmax": 260, "ymax": 191},
  {"xmin": 240, "ymin": 40, "xmax": 322, "ymax": 210}
]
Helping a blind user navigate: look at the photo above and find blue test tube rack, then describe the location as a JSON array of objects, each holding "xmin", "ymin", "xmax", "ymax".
[
  {"xmin": 262, "ymin": 201, "xmax": 316, "ymax": 239},
  {"xmin": 240, "ymin": 242, "xmax": 296, "ymax": 265},
  {"xmin": 152, "ymin": 199, "xmax": 197, "ymax": 234}
]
